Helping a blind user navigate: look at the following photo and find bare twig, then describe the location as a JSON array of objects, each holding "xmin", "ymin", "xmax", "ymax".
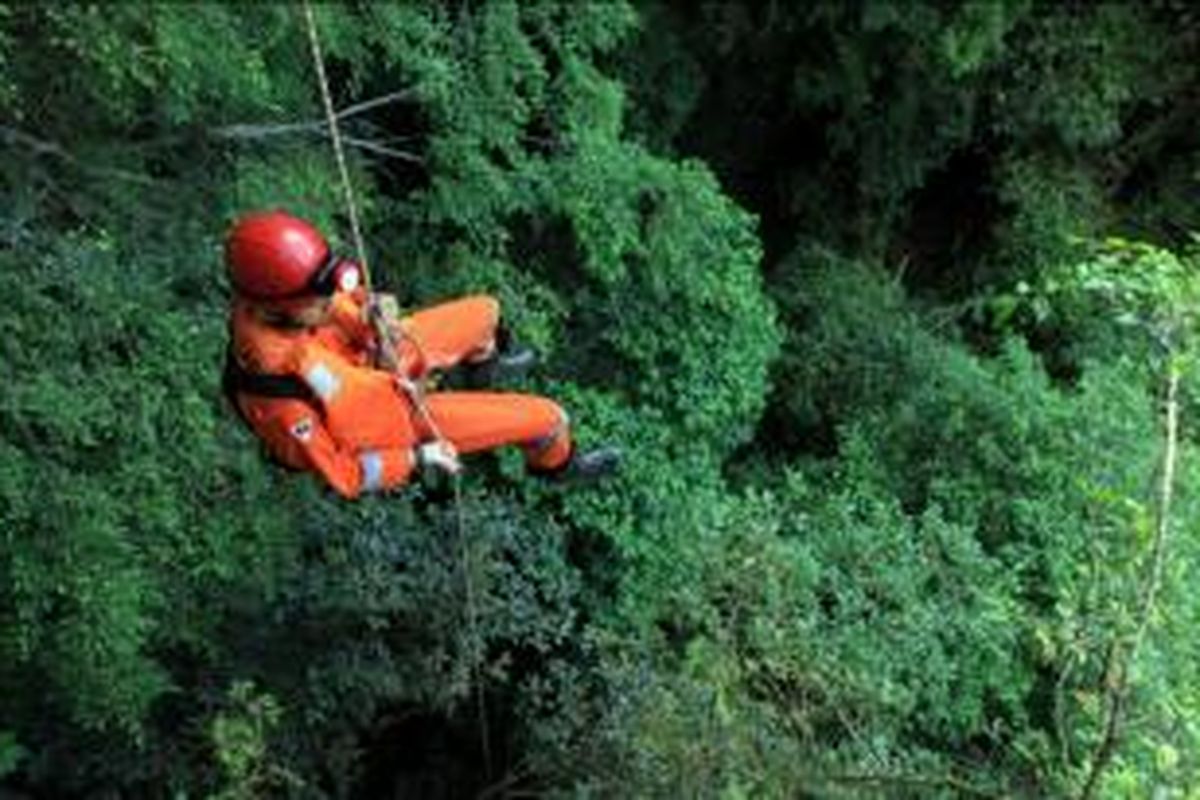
[
  {"xmin": 475, "ymin": 764, "xmax": 530, "ymax": 800},
  {"xmin": 211, "ymin": 120, "xmax": 324, "ymax": 139},
  {"xmin": 805, "ymin": 769, "xmax": 1001, "ymax": 798},
  {"xmin": 333, "ymin": 88, "xmax": 418, "ymax": 120},
  {"xmin": 341, "ymin": 135, "xmax": 424, "ymax": 164},
  {"xmin": 1, "ymin": 124, "xmax": 155, "ymax": 186},
  {"xmin": 210, "ymin": 88, "xmax": 417, "ymax": 142},
  {"xmin": 210, "ymin": 123, "xmax": 423, "ymax": 164}
]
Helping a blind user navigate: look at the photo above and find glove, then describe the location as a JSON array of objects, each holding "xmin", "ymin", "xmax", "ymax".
[{"xmin": 416, "ymin": 440, "xmax": 461, "ymax": 475}]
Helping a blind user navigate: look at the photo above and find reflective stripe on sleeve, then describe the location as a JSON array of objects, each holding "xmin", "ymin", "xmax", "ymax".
[
  {"xmin": 304, "ymin": 362, "xmax": 342, "ymax": 401},
  {"xmin": 359, "ymin": 451, "xmax": 384, "ymax": 492}
]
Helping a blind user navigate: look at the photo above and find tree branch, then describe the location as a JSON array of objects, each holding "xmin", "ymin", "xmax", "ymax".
[
  {"xmin": 1, "ymin": 125, "xmax": 156, "ymax": 186},
  {"xmin": 333, "ymin": 88, "xmax": 418, "ymax": 120},
  {"xmin": 1078, "ymin": 366, "xmax": 1180, "ymax": 799},
  {"xmin": 805, "ymin": 770, "xmax": 1001, "ymax": 798},
  {"xmin": 211, "ymin": 120, "xmax": 324, "ymax": 139},
  {"xmin": 340, "ymin": 135, "xmax": 424, "ymax": 164},
  {"xmin": 210, "ymin": 88, "xmax": 418, "ymax": 141},
  {"xmin": 210, "ymin": 123, "xmax": 424, "ymax": 164}
]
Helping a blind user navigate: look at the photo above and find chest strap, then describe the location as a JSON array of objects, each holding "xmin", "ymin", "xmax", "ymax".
[{"xmin": 222, "ymin": 345, "xmax": 314, "ymax": 402}]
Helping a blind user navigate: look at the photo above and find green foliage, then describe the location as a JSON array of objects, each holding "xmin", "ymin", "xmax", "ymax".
[
  {"xmin": 25, "ymin": 3, "xmax": 309, "ymax": 128},
  {"xmin": 208, "ymin": 681, "xmax": 296, "ymax": 800},
  {"xmin": 992, "ymin": 5, "xmax": 1167, "ymax": 150},
  {"xmin": 0, "ymin": 229, "xmax": 293, "ymax": 782},
  {"xmin": 536, "ymin": 149, "xmax": 779, "ymax": 453},
  {"xmin": 617, "ymin": 1, "xmax": 1200, "ymax": 292},
  {"xmin": 992, "ymin": 153, "xmax": 1106, "ymax": 278},
  {"xmin": 745, "ymin": 249, "xmax": 1199, "ymax": 794},
  {"xmin": 991, "ymin": 236, "xmax": 1200, "ymax": 382},
  {"xmin": 0, "ymin": 732, "xmax": 25, "ymax": 781},
  {"xmin": 515, "ymin": 246, "xmax": 1197, "ymax": 796},
  {"xmin": 1043, "ymin": 238, "xmax": 1200, "ymax": 355},
  {"xmin": 3, "ymin": 2, "xmax": 1200, "ymax": 798}
]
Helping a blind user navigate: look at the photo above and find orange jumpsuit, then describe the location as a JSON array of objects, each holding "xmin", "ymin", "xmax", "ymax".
[{"xmin": 229, "ymin": 291, "xmax": 572, "ymax": 498}]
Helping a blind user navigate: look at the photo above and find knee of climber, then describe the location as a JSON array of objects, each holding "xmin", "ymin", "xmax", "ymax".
[
  {"xmin": 523, "ymin": 402, "xmax": 572, "ymax": 471},
  {"xmin": 456, "ymin": 295, "xmax": 499, "ymax": 330},
  {"xmin": 464, "ymin": 295, "xmax": 501, "ymax": 359},
  {"xmin": 478, "ymin": 294, "xmax": 501, "ymax": 326}
]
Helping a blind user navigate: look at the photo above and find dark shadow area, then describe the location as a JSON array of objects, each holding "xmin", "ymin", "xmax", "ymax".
[{"xmin": 895, "ymin": 146, "xmax": 1002, "ymax": 300}]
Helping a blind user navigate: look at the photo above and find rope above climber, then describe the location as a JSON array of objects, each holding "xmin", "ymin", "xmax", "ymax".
[{"xmin": 222, "ymin": 210, "xmax": 621, "ymax": 498}]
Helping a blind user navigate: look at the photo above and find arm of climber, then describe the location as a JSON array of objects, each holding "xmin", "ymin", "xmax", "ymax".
[
  {"xmin": 329, "ymin": 290, "xmax": 375, "ymax": 349},
  {"xmin": 267, "ymin": 403, "xmax": 415, "ymax": 499},
  {"xmin": 334, "ymin": 290, "xmax": 427, "ymax": 378},
  {"xmin": 285, "ymin": 341, "xmax": 420, "ymax": 498}
]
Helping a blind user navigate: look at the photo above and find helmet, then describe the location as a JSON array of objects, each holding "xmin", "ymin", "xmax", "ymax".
[{"xmin": 225, "ymin": 211, "xmax": 361, "ymax": 301}]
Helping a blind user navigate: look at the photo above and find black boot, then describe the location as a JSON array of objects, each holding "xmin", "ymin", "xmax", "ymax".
[
  {"xmin": 538, "ymin": 445, "xmax": 622, "ymax": 483},
  {"xmin": 454, "ymin": 326, "xmax": 538, "ymax": 389}
]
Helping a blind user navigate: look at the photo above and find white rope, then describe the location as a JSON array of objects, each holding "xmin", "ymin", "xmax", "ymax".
[
  {"xmin": 300, "ymin": 0, "xmax": 371, "ymax": 290},
  {"xmin": 300, "ymin": 1, "xmax": 450, "ymax": 443},
  {"xmin": 299, "ymin": 1, "xmax": 492, "ymax": 780}
]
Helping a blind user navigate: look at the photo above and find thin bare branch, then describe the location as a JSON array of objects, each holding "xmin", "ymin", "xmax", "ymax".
[
  {"xmin": 341, "ymin": 136, "xmax": 424, "ymax": 164},
  {"xmin": 804, "ymin": 770, "xmax": 1002, "ymax": 798},
  {"xmin": 209, "ymin": 122, "xmax": 423, "ymax": 164},
  {"xmin": 209, "ymin": 88, "xmax": 417, "ymax": 142},
  {"xmin": 334, "ymin": 88, "xmax": 418, "ymax": 120},
  {"xmin": 1, "ymin": 124, "xmax": 156, "ymax": 186},
  {"xmin": 211, "ymin": 120, "xmax": 324, "ymax": 139}
]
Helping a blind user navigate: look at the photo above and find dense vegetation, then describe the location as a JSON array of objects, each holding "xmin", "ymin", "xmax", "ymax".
[{"xmin": 2, "ymin": 2, "xmax": 1198, "ymax": 797}]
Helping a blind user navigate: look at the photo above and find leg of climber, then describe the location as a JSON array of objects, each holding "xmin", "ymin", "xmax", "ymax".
[
  {"xmin": 399, "ymin": 295, "xmax": 535, "ymax": 387},
  {"xmin": 400, "ymin": 295, "xmax": 499, "ymax": 372},
  {"xmin": 420, "ymin": 392, "xmax": 619, "ymax": 480},
  {"xmin": 459, "ymin": 324, "xmax": 536, "ymax": 388}
]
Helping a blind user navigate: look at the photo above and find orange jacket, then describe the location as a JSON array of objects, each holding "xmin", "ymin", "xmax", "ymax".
[{"xmin": 229, "ymin": 290, "xmax": 421, "ymax": 498}]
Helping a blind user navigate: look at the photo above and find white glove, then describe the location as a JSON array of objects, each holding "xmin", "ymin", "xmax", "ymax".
[{"xmin": 416, "ymin": 440, "xmax": 461, "ymax": 475}]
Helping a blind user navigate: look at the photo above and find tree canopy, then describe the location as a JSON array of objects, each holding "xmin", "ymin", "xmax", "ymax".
[{"xmin": 2, "ymin": 2, "xmax": 1199, "ymax": 797}]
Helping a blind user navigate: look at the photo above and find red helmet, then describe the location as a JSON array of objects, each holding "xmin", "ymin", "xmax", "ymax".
[{"xmin": 225, "ymin": 211, "xmax": 362, "ymax": 301}]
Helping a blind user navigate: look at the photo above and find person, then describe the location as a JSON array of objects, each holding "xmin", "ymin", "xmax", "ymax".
[{"xmin": 222, "ymin": 210, "xmax": 619, "ymax": 499}]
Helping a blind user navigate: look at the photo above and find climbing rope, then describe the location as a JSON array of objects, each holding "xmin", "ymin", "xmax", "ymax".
[
  {"xmin": 300, "ymin": 0, "xmax": 370, "ymax": 290},
  {"xmin": 299, "ymin": 0, "xmax": 448, "ymax": 451},
  {"xmin": 299, "ymin": 1, "xmax": 492, "ymax": 778}
]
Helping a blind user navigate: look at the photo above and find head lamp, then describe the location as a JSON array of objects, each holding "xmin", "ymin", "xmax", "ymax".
[{"xmin": 307, "ymin": 251, "xmax": 361, "ymax": 297}]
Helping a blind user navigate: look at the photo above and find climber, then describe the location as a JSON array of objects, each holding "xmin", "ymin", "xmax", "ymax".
[{"xmin": 222, "ymin": 210, "xmax": 620, "ymax": 499}]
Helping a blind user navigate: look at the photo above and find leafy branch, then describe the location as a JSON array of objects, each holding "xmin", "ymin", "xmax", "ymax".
[
  {"xmin": 1078, "ymin": 364, "xmax": 1179, "ymax": 800},
  {"xmin": 1027, "ymin": 238, "xmax": 1197, "ymax": 799}
]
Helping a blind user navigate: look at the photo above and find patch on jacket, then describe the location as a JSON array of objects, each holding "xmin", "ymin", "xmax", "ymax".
[{"xmin": 290, "ymin": 416, "xmax": 314, "ymax": 443}]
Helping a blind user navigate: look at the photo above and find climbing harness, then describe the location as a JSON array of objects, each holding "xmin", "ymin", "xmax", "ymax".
[
  {"xmin": 221, "ymin": 344, "xmax": 312, "ymax": 417},
  {"xmin": 298, "ymin": 1, "xmax": 492, "ymax": 778}
]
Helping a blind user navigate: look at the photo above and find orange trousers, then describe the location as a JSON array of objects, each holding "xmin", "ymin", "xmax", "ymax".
[{"xmin": 398, "ymin": 296, "xmax": 572, "ymax": 471}]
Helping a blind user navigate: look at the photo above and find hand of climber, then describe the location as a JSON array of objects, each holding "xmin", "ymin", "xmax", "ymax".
[{"xmin": 416, "ymin": 440, "xmax": 462, "ymax": 475}]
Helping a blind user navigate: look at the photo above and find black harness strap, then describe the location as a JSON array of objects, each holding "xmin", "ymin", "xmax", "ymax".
[
  {"xmin": 222, "ymin": 345, "xmax": 314, "ymax": 409},
  {"xmin": 221, "ymin": 346, "xmax": 315, "ymax": 472}
]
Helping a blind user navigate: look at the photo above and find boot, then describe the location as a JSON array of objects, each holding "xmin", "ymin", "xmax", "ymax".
[
  {"xmin": 454, "ymin": 326, "xmax": 538, "ymax": 389},
  {"xmin": 538, "ymin": 445, "xmax": 622, "ymax": 483}
]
